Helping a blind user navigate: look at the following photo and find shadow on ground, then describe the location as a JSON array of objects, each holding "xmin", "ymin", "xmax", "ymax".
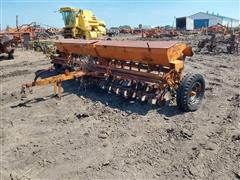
[
  {"xmin": 0, "ymin": 55, "xmax": 12, "ymax": 61},
  {"xmin": 61, "ymin": 79, "xmax": 183, "ymax": 117},
  {"xmin": 15, "ymin": 70, "xmax": 184, "ymax": 117}
]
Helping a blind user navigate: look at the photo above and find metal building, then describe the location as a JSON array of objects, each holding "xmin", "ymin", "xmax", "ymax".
[{"xmin": 176, "ymin": 12, "xmax": 239, "ymax": 30}]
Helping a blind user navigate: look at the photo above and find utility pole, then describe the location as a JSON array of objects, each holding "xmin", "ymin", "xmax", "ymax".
[
  {"xmin": 16, "ymin": 15, "xmax": 19, "ymax": 29},
  {"xmin": 173, "ymin": 16, "xmax": 176, "ymax": 29}
]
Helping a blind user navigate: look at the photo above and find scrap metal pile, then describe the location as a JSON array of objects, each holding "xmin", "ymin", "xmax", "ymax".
[
  {"xmin": 196, "ymin": 33, "xmax": 239, "ymax": 54},
  {"xmin": 22, "ymin": 39, "xmax": 205, "ymax": 112},
  {"xmin": 110, "ymin": 27, "xmax": 178, "ymax": 38},
  {"xmin": 142, "ymin": 28, "xmax": 178, "ymax": 38},
  {"xmin": 201, "ymin": 23, "xmax": 230, "ymax": 35},
  {"xmin": 0, "ymin": 22, "xmax": 59, "ymax": 47},
  {"xmin": 29, "ymin": 40, "xmax": 55, "ymax": 55},
  {"xmin": 0, "ymin": 34, "xmax": 15, "ymax": 59}
]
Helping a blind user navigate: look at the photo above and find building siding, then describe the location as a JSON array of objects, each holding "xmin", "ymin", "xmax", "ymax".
[
  {"xmin": 176, "ymin": 12, "xmax": 239, "ymax": 30},
  {"xmin": 194, "ymin": 19, "xmax": 209, "ymax": 29},
  {"xmin": 208, "ymin": 18, "xmax": 222, "ymax": 27},
  {"xmin": 222, "ymin": 19, "xmax": 239, "ymax": 28},
  {"xmin": 188, "ymin": 12, "xmax": 220, "ymax": 20},
  {"xmin": 186, "ymin": 17, "xmax": 193, "ymax": 30}
]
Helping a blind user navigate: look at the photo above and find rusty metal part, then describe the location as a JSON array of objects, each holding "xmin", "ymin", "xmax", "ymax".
[
  {"xmin": 202, "ymin": 23, "xmax": 230, "ymax": 35},
  {"xmin": 141, "ymin": 28, "xmax": 178, "ymax": 38},
  {"xmin": 0, "ymin": 35, "xmax": 15, "ymax": 59},
  {"xmin": 54, "ymin": 39, "xmax": 191, "ymax": 70},
  {"xmin": 21, "ymin": 70, "xmax": 88, "ymax": 97},
  {"xmin": 197, "ymin": 33, "xmax": 239, "ymax": 54},
  {"xmin": 119, "ymin": 28, "xmax": 133, "ymax": 34},
  {"xmin": 0, "ymin": 22, "xmax": 58, "ymax": 46},
  {"xmin": 22, "ymin": 39, "xmax": 194, "ymax": 106}
]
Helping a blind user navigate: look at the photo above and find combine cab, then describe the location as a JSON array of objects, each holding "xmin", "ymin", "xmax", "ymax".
[
  {"xmin": 59, "ymin": 7, "xmax": 106, "ymax": 39},
  {"xmin": 22, "ymin": 40, "xmax": 205, "ymax": 112}
]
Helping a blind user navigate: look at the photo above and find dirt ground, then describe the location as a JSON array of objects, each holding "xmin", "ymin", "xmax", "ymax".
[{"xmin": 1, "ymin": 37, "xmax": 240, "ymax": 179}]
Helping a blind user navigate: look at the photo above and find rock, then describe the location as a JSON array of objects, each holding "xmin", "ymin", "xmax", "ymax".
[
  {"xmin": 131, "ymin": 114, "xmax": 137, "ymax": 120},
  {"xmin": 188, "ymin": 165, "xmax": 205, "ymax": 178},
  {"xmin": 10, "ymin": 92, "xmax": 17, "ymax": 97},
  {"xmin": 131, "ymin": 132, "xmax": 137, "ymax": 137},
  {"xmin": 163, "ymin": 116, "xmax": 170, "ymax": 120},
  {"xmin": 166, "ymin": 128, "xmax": 174, "ymax": 134},
  {"xmin": 21, "ymin": 94, "xmax": 27, "ymax": 99},
  {"xmin": 201, "ymin": 142, "xmax": 217, "ymax": 151},
  {"xmin": 75, "ymin": 112, "xmax": 89, "ymax": 119},
  {"xmin": 32, "ymin": 149, "xmax": 40, "ymax": 155},
  {"xmin": 69, "ymin": 139, "xmax": 73, "ymax": 144},
  {"xmin": 180, "ymin": 129, "xmax": 193, "ymax": 139},
  {"xmin": 102, "ymin": 160, "xmax": 110, "ymax": 166},
  {"xmin": 39, "ymin": 159, "xmax": 51, "ymax": 167},
  {"xmin": 205, "ymin": 87, "xmax": 213, "ymax": 91},
  {"xmin": 80, "ymin": 96, "xmax": 85, "ymax": 100},
  {"xmin": 189, "ymin": 166, "xmax": 198, "ymax": 176},
  {"xmin": 170, "ymin": 137, "xmax": 175, "ymax": 143},
  {"xmin": 102, "ymin": 142, "xmax": 109, "ymax": 147},
  {"xmin": 9, "ymin": 173, "xmax": 17, "ymax": 180},
  {"xmin": 232, "ymin": 134, "xmax": 240, "ymax": 142},
  {"xmin": 98, "ymin": 132, "xmax": 108, "ymax": 139},
  {"xmin": 227, "ymin": 114, "xmax": 232, "ymax": 119},
  {"xmin": 83, "ymin": 132, "xmax": 89, "ymax": 136}
]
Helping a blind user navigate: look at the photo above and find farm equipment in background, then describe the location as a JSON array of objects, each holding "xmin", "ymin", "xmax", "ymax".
[
  {"xmin": 142, "ymin": 28, "xmax": 178, "ymax": 38},
  {"xmin": 142, "ymin": 28, "xmax": 162, "ymax": 38},
  {"xmin": 202, "ymin": 23, "xmax": 230, "ymax": 35},
  {"xmin": 22, "ymin": 39, "xmax": 205, "ymax": 112},
  {"xmin": 30, "ymin": 40, "xmax": 55, "ymax": 55},
  {"xmin": 106, "ymin": 27, "xmax": 120, "ymax": 37},
  {"xmin": 44, "ymin": 28, "xmax": 61, "ymax": 37},
  {"xmin": 0, "ymin": 22, "xmax": 58, "ymax": 47},
  {"xmin": 132, "ymin": 28, "xmax": 142, "ymax": 35},
  {"xmin": 1, "ymin": 22, "xmax": 43, "ymax": 45},
  {"xmin": 0, "ymin": 34, "xmax": 15, "ymax": 59},
  {"xmin": 197, "ymin": 33, "xmax": 239, "ymax": 54},
  {"xmin": 119, "ymin": 28, "xmax": 133, "ymax": 34},
  {"xmin": 59, "ymin": 7, "xmax": 106, "ymax": 39}
]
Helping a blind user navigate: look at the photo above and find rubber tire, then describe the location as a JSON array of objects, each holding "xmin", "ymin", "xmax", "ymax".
[
  {"xmin": 34, "ymin": 46, "xmax": 43, "ymax": 52},
  {"xmin": 8, "ymin": 51, "xmax": 14, "ymax": 60},
  {"xmin": 54, "ymin": 63, "xmax": 65, "ymax": 74},
  {"xmin": 177, "ymin": 73, "xmax": 205, "ymax": 112}
]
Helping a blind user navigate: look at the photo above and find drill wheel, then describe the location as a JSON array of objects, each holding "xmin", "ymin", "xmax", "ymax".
[{"xmin": 177, "ymin": 74, "xmax": 205, "ymax": 112}]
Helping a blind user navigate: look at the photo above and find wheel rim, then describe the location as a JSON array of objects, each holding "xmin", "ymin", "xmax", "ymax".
[{"xmin": 188, "ymin": 82, "xmax": 204, "ymax": 105}]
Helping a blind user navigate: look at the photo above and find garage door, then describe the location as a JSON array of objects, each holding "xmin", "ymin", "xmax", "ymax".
[{"xmin": 194, "ymin": 19, "xmax": 209, "ymax": 29}]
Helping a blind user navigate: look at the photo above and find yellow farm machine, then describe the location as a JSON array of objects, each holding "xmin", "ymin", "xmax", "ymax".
[
  {"xmin": 59, "ymin": 7, "xmax": 106, "ymax": 39},
  {"xmin": 22, "ymin": 40, "xmax": 205, "ymax": 112}
]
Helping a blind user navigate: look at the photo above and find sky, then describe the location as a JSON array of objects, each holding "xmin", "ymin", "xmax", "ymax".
[{"xmin": 0, "ymin": 0, "xmax": 239, "ymax": 29}]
